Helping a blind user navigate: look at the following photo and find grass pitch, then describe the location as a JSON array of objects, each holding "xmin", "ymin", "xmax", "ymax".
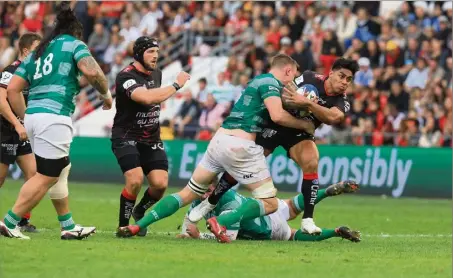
[{"xmin": 0, "ymin": 181, "xmax": 451, "ymax": 278}]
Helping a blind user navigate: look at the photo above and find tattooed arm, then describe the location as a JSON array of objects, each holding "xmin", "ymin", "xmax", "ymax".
[{"xmin": 77, "ymin": 56, "xmax": 109, "ymax": 96}]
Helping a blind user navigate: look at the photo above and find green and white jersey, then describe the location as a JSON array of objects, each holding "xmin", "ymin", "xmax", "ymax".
[
  {"xmin": 221, "ymin": 73, "xmax": 283, "ymax": 133},
  {"xmin": 14, "ymin": 34, "xmax": 92, "ymax": 117},
  {"xmin": 187, "ymin": 190, "xmax": 272, "ymax": 240}
]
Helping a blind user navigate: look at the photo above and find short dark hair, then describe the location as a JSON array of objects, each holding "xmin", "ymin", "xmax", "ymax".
[
  {"xmin": 18, "ymin": 33, "xmax": 42, "ymax": 55},
  {"xmin": 270, "ymin": 53, "xmax": 299, "ymax": 69},
  {"xmin": 331, "ymin": 58, "xmax": 359, "ymax": 75},
  {"xmin": 199, "ymin": 77, "xmax": 207, "ymax": 84}
]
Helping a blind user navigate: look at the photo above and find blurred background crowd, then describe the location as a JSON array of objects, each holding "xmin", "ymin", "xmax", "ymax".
[{"xmin": 0, "ymin": 1, "xmax": 451, "ymax": 147}]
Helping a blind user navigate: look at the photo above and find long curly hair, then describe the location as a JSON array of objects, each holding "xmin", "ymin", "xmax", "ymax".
[{"xmin": 34, "ymin": 2, "xmax": 83, "ymax": 59}]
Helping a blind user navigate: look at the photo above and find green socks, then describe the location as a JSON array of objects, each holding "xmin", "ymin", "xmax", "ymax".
[
  {"xmin": 4, "ymin": 210, "xmax": 21, "ymax": 229},
  {"xmin": 58, "ymin": 213, "xmax": 76, "ymax": 231},
  {"xmin": 136, "ymin": 194, "xmax": 182, "ymax": 229},
  {"xmin": 292, "ymin": 189, "xmax": 328, "ymax": 212},
  {"xmin": 293, "ymin": 229, "xmax": 337, "ymax": 241},
  {"xmin": 217, "ymin": 198, "xmax": 264, "ymax": 227}
]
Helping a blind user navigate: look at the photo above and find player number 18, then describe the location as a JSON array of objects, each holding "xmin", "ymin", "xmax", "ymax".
[{"xmin": 33, "ymin": 53, "xmax": 54, "ymax": 80}]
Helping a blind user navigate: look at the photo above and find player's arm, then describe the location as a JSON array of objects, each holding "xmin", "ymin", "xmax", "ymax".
[
  {"xmin": 77, "ymin": 56, "xmax": 110, "ymax": 97},
  {"xmin": 0, "ymin": 71, "xmax": 23, "ymax": 128},
  {"xmin": 6, "ymin": 75, "xmax": 28, "ymax": 120},
  {"xmin": 305, "ymin": 103, "xmax": 345, "ymax": 125},
  {"xmin": 264, "ymin": 96, "xmax": 315, "ymax": 134},
  {"xmin": 73, "ymin": 40, "xmax": 112, "ymax": 109},
  {"xmin": 129, "ymin": 72, "xmax": 190, "ymax": 105},
  {"xmin": 283, "ymin": 86, "xmax": 346, "ymax": 125}
]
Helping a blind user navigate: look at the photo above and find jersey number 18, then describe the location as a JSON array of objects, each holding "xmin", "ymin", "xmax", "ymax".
[{"xmin": 33, "ymin": 53, "xmax": 54, "ymax": 80}]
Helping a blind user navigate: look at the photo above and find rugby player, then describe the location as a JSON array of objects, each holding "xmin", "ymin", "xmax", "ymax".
[
  {"xmin": 180, "ymin": 180, "xmax": 360, "ymax": 242},
  {"xmin": 116, "ymin": 54, "xmax": 315, "ymax": 240},
  {"xmin": 189, "ymin": 58, "xmax": 359, "ymax": 237},
  {"xmin": 0, "ymin": 3, "xmax": 112, "ymax": 240},
  {"xmin": 0, "ymin": 33, "xmax": 41, "ymax": 233},
  {"xmin": 111, "ymin": 36, "xmax": 190, "ymax": 237}
]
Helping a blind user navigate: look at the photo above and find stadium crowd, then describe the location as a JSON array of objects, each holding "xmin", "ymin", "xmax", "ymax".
[{"xmin": 0, "ymin": 1, "xmax": 451, "ymax": 147}]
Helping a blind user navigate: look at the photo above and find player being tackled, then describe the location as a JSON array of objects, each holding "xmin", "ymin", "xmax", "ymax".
[
  {"xmin": 179, "ymin": 180, "xmax": 360, "ymax": 243},
  {"xmin": 116, "ymin": 54, "xmax": 315, "ymax": 240}
]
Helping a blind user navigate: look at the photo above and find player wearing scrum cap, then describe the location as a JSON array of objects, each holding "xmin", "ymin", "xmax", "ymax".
[{"xmin": 111, "ymin": 36, "xmax": 190, "ymax": 237}]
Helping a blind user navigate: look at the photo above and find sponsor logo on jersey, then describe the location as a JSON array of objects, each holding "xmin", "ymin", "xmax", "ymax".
[
  {"xmin": 123, "ymin": 79, "xmax": 137, "ymax": 89},
  {"xmin": 294, "ymin": 75, "xmax": 304, "ymax": 85},
  {"xmin": 314, "ymin": 74, "xmax": 325, "ymax": 81},
  {"xmin": 0, "ymin": 72, "xmax": 13, "ymax": 86}
]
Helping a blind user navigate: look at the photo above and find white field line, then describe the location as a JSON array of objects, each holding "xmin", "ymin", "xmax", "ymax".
[{"xmin": 34, "ymin": 228, "xmax": 452, "ymax": 238}]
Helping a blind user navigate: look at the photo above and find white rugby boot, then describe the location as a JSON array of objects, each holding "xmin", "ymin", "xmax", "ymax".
[
  {"xmin": 61, "ymin": 224, "xmax": 96, "ymax": 240},
  {"xmin": 301, "ymin": 218, "xmax": 322, "ymax": 235},
  {"xmin": 0, "ymin": 221, "xmax": 30, "ymax": 240},
  {"xmin": 188, "ymin": 198, "xmax": 216, "ymax": 222}
]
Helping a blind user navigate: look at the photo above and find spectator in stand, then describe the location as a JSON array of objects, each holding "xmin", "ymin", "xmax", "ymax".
[
  {"xmin": 231, "ymin": 60, "xmax": 251, "ymax": 86},
  {"xmin": 103, "ymin": 34, "xmax": 125, "ymax": 65},
  {"xmin": 196, "ymin": 78, "xmax": 209, "ymax": 108},
  {"xmin": 120, "ymin": 16, "xmax": 141, "ymax": 45},
  {"xmin": 210, "ymin": 72, "xmax": 236, "ymax": 109},
  {"xmin": 354, "ymin": 8, "xmax": 380, "ymax": 44},
  {"xmin": 336, "ymin": 5, "xmax": 357, "ymax": 48},
  {"xmin": 319, "ymin": 30, "xmax": 343, "ymax": 75},
  {"xmin": 99, "ymin": 1, "xmax": 125, "ymax": 29},
  {"xmin": 388, "ymin": 80, "xmax": 410, "ymax": 114},
  {"xmin": 291, "ymin": 40, "xmax": 315, "ymax": 73},
  {"xmin": 0, "ymin": 36, "xmax": 15, "ymax": 71},
  {"xmin": 88, "ymin": 21, "xmax": 110, "ymax": 61},
  {"xmin": 354, "ymin": 57, "xmax": 374, "ymax": 89},
  {"xmin": 405, "ymin": 58, "xmax": 429, "ymax": 90},
  {"xmin": 171, "ymin": 90, "xmax": 200, "ymax": 139},
  {"xmin": 139, "ymin": 2, "xmax": 163, "ymax": 36},
  {"xmin": 197, "ymin": 93, "xmax": 226, "ymax": 138},
  {"xmin": 108, "ymin": 53, "xmax": 125, "ymax": 87}
]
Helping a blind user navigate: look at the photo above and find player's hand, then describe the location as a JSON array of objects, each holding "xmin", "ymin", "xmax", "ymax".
[
  {"xmin": 175, "ymin": 71, "xmax": 191, "ymax": 88},
  {"xmin": 176, "ymin": 233, "xmax": 191, "ymax": 239},
  {"xmin": 99, "ymin": 93, "xmax": 113, "ymax": 110},
  {"xmin": 102, "ymin": 97, "xmax": 113, "ymax": 110},
  {"xmin": 14, "ymin": 123, "xmax": 28, "ymax": 141},
  {"xmin": 186, "ymin": 223, "xmax": 200, "ymax": 239},
  {"xmin": 283, "ymin": 87, "xmax": 316, "ymax": 108}
]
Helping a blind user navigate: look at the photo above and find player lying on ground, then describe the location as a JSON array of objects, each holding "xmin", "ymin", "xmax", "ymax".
[
  {"xmin": 179, "ymin": 180, "xmax": 360, "ymax": 242},
  {"xmin": 189, "ymin": 58, "xmax": 359, "ymax": 236},
  {"xmin": 116, "ymin": 54, "xmax": 316, "ymax": 241},
  {"xmin": 0, "ymin": 3, "xmax": 112, "ymax": 240},
  {"xmin": 0, "ymin": 33, "xmax": 42, "ymax": 233},
  {"xmin": 111, "ymin": 36, "xmax": 190, "ymax": 237}
]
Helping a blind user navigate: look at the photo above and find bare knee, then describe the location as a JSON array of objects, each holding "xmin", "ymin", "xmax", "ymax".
[
  {"xmin": 148, "ymin": 173, "xmax": 168, "ymax": 191},
  {"xmin": 125, "ymin": 169, "xmax": 144, "ymax": 194},
  {"xmin": 0, "ymin": 176, "xmax": 5, "ymax": 188}
]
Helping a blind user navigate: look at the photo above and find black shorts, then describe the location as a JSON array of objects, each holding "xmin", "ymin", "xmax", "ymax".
[
  {"xmin": 0, "ymin": 134, "xmax": 33, "ymax": 165},
  {"xmin": 256, "ymin": 122, "xmax": 314, "ymax": 156},
  {"xmin": 111, "ymin": 139, "xmax": 168, "ymax": 175}
]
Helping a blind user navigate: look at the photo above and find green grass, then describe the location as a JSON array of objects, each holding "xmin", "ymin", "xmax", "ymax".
[{"xmin": 0, "ymin": 180, "xmax": 451, "ymax": 278}]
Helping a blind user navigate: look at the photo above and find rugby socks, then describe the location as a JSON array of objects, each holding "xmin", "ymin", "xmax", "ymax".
[
  {"xmin": 217, "ymin": 198, "xmax": 265, "ymax": 227},
  {"xmin": 208, "ymin": 173, "xmax": 238, "ymax": 205},
  {"xmin": 293, "ymin": 229, "xmax": 337, "ymax": 241},
  {"xmin": 134, "ymin": 187, "xmax": 166, "ymax": 216},
  {"xmin": 4, "ymin": 210, "xmax": 21, "ymax": 229},
  {"xmin": 58, "ymin": 212, "xmax": 76, "ymax": 231},
  {"xmin": 292, "ymin": 189, "xmax": 328, "ymax": 212},
  {"xmin": 301, "ymin": 173, "xmax": 319, "ymax": 219},
  {"xmin": 119, "ymin": 188, "xmax": 137, "ymax": 227},
  {"xmin": 136, "ymin": 193, "xmax": 183, "ymax": 228},
  {"xmin": 18, "ymin": 212, "xmax": 31, "ymax": 226}
]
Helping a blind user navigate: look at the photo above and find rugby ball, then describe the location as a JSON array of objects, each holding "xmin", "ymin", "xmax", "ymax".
[{"xmin": 291, "ymin": 84, "xmax": 319, "ymax": 118}]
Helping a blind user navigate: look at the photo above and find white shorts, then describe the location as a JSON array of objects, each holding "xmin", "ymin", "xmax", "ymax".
[
  {"xmin": 24, "ymin": 113, "xmax": 73, "ymax": 159},
  {"xmin": 269, "ymin": 199, "xmax": 292, "ymax": 241},
  {"xmin": 199, "ymin": 132, "xmax": 271, "ymax": 185}
]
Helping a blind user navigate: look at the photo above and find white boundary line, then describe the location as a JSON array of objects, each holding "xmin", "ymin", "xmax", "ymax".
[{"xmin": 34, "ymin": 229, "xmax": 452, "ymax": 238}]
